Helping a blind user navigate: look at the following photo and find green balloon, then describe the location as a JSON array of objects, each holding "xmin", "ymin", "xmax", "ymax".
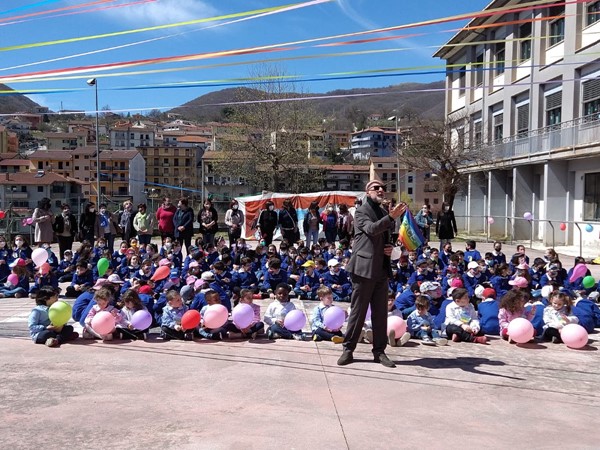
[
  {"xmin": 97, "ymin": 258, "xmax": 110, "ymax": 277},
  {"xmin": 48, "ymin": 301, "xmax": 72, "ymax": 327},
  {"xmin": 582, "ymin": 275, "xmax": 596, "ymax": 289}
]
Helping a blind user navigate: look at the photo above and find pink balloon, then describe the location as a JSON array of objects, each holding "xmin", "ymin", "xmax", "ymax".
[
  {"xmin": 26, "ymin": 218, "xmax": 33, "ymax": 225},
  {"xmin": 487, "ymin": 217, "xmax": 495, "ymax": 224},
  {"xmin": 387, "ymin": 316, "xmax": 407, "ymax": 337},
  {"xmin": 203, "ymin": 304, "xmax": 228, "ymax": 329},
  {"xmin": 21, "ymin": 219, "xmax": 28, "ymax": 227},
  {"xmin": 91, "ymin": 311, "xmax": 116, "ymax": 335},
  {"xmin": 130, "ymin": 310, "xmax": 152, "ymax": 330},
  {"xmin": 569, "ymin": 263, "xmax": 588, "ymax": 283},
  {"xmin": 7, "ymin": 274, "xmax": 18, "ymax": 286},
  {"xmin": 232, "ymin": 303, "xmax": 254, "ymax": 329},
  {"xmin": 323, "ymin": 306, "xmax": 345, "ymax": 330},
  {"xmin": 283, "ymin": 310, "xmax": 306, "ymax": 332},
  {"xmin": 507, "ymin": 318, "xmax": 534, "ymax": 344},
  {"xmin": 523, "ymin": 212, "xmax": 532, "ymax": 221},
  {"xmin": 560, "ymin": 323, "xmax": 589, "ymax": 349},
  {"xmin": 32, "ymin": 248, "xmax": 49, "ymax": 267}
]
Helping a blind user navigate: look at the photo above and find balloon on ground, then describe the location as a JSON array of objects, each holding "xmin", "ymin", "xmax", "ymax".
[
  {"xmin": 387, "ymin": 316, "xmax": 407, "ymax": 337},
  {"xmin": 507, "ymin": 318, "xmax": 534, "ymax": 344},
  {"xmin": 232, "ymin": 303, "xmax": 254, "ymax": 329},
  {"xmin": 181, "ymin": 310, "xmax": 201, "ymax": 330},
  {"xmin": 284, "ymin": 310, "xmax": 306, "ymax": 332},
  {"xmin": 48, "ymin": 301, "xmax": 72, "ymax": 327},
  {"xmin": 560, "ymin": 324, "xmax": 588, "ymax": 349},
  {"xmin": 203, "ymin": 304, "xmax": 228, "ymax": 329},
  {"xmin": 91, "ymin": 311, "xmax": 115, "ymax": 335},
  {"xmin": 130, "ymin": 310, "xmax": 153, "ymax": 330}
]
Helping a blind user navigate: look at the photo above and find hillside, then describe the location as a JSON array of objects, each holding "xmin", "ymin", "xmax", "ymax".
[
  {"xmin": 0, "ymin": 83, "xmax": 45, "ymax": 113},
  {"xmin": 169, "ymin": 81, "xmax": 446, "ymax": 124}
]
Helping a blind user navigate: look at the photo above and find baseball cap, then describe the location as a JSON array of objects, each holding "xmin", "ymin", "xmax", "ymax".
[
  {"xmin": 327, "ymin": 259, "xmax": 340, "ymax": 268},
  {"xmin": 159, "ymin": 258, "xmax": 171, "ymax": 266},
  {"xmin": 450, "ymin": 278, "xmax": 464, "ymax": 288},
  {"xmin": 509, "ymin": 276, "xmax": 529, "ymax": 288},
  {"xmin": 107, "ymin": 274, "xmax": 124, "ymax": 284},
  {"xmin": 467, "ymin": 261, "xmax": 479, "ymax": 270},
  {"xmin": 92, "ymin": 278, "xmax": 108, "ymax": 289},
  {"xmin": 9, "ymin": 258, "xmax": 26, "ymax": 268},
  {"xmin": 419, "ymin": 281, "xmax": 440, "ymax": 293},
  {"xmin": 482, "ymin": 288, "xmax": 496, "ymax": 299},
  {"xmin": 301, "ymin": 260, "xmax": 315, "ymax": 268},
  {"xmin": 416, "ymin": 259, "xmax": 428, "ymax": 267},
  {"xmin": 139, "ymin": 285, "xmax": 153, "ymax": 295},
  {"xmin": 189, "ymin": 261, "xmax": 200, "ymax": 268},
  {"xmin": 201, "ymin": 271, "xmax": 215, "ymax": 281}
]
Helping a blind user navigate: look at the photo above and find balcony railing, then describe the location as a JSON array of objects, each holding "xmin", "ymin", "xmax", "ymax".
[{"xmin": 475, "ymin": 114, "xmax": 600, "ymax": 161}]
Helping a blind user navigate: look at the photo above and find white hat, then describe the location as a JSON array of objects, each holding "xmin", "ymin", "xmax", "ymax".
[
  {"xmin": 467, "ymin": 261, "xmax": 479, "ymax": 270},
  {"xmin": 107, "ymin": 274, "xmax": 124, "ymax": 284},
  {"xmin": 327, "ymin": 259, "xmax": 340, "ymax": 268},
  {"xmin": 201, "ymin": 271, "xmax": 215, "ymax": 281}
]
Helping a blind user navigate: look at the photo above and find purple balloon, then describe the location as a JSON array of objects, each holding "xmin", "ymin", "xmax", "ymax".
[
  {"xmin": 130, "ymin": 310, "xmax": 152, "ymax": 330},
  {"xmin": 283, "ymin": 310, "xmax": 306, "ymax": 332},
  {"xmin": 323, "ymin": 306, "xmax": 345, "ymax": 330},
  {"xmin": 232, "ymin": 303, "xmax": 254, "ymax": 329},
  {"xmin": 569, "ymin": 263, "xmax": 588, "ymax": 283}
]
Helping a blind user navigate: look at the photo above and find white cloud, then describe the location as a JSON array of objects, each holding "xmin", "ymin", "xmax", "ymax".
[{"xmin": 101, "ymin": 0, "xmax": 219, "ymax": 27}]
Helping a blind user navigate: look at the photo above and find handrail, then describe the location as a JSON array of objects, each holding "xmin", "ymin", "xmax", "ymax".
[{"xmin": 454, "ymin": 214, "xmax": 593, "ymax": 257}]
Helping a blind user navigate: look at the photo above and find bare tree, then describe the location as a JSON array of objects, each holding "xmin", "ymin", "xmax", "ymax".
[
  {"xmin": 212, "ymin": 65, "xmax": 321, "ymax": 193},
  {"xmin": 398, "ymin": 112, "xmax": 490, "ymax": 207}
]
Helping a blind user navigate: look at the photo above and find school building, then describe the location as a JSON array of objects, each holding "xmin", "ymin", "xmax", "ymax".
[{"xmin": 434, "ymin": 0, "xmax": 600, "ymax": 253}]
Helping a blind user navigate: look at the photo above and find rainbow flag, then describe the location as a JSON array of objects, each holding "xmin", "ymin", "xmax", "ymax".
[{"xmin": 397, "ymin": 209, "xmax": 425, "ymax": 251}]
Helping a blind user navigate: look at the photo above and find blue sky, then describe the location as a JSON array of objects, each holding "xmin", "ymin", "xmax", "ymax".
[{"xmin": 0, "ymin": 0, "xmax": 490, "ymax": 114}]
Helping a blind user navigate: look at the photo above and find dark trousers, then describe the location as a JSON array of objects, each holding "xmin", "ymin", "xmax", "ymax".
[
  {"xmin": 177, "ymin": 234, "xmax": 192, "ymax": 255},
  {"xmin": 228, "ymin": 228, "xmax": 242, "ymax": 248},
  {"xmin": 34, "ymin": 325, "xmax": 75, "ymax": 344},
  {"xmin": 281, "ymin": 229, "xmax": 296, "ymax": 245},
  {"xmin": 225, "ymin": 321, "xmax": 265, "ymax": 336},
  {"xmin": 445, "ymin": 324, "xmax": 479, "ymax": 342},
  {"xmin": 343, "ymin": 274, "xmax": 389, "ymax": 354},
  {"xmin": 160, "ymin": 325, "xmax": 188, "ymax": 340},
  {"xmin": 269, "ymin": 322, "xmax": 300, "ymax": 339},
  {"xmin": 261, "ymin": 231, "xmax": 274, "ymax": 246},
  {"xmin": 104, "ymin": 232, "xmax": 115, "ymax": 253},
  {"xmin": 313, "ymin": 327, "xmax": 343, "ymax": 341},
  {"xmin": 138, "ymin": 234, "xmax": 151, "ymax": 245},
  {"xmin": 117, "ymin": 327, "xmax": 147, "ymax": 340},
  {"xmin": 57, "ymin": 235, "xmax": 74, "ymax": 259},
  {"xmin": 325, "ymin": 229, "xmax": 337, "ymax": 245},
  {"xmin": 542, "ymin": 327, "xmax": 562, "ymax": 343}
]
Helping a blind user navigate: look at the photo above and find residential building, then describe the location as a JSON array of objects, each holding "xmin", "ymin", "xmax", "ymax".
[
  {"xmin": 350, "ymin": 127, "xmax": 399, "ymax": 160},
  {"xmin": 110, "ymin": 120, "xmax": 156, "ymax": 149},
  {"xmin": 324, "ymin": 164, "xmax": 370, "ymax": 191},
  {"xmin": 434, "ymin": 0, "xmax": 600, "ymax": 251},
  {"xmin": 0, "ymin": 126, "xmax": 19, "ymax": 154},
  {"xmin": 44, "ymin": 132, "xmax": 87, "ymax": 150}
]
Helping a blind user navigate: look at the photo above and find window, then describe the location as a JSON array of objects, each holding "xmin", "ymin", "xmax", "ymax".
[
  {"xmin": 583, "ymin": 77, "xmax": 600, "ymax": 117},
  {"xmin": 433, "ymin": 198, "xmax": 439, "ymax": 205},
  {"xmin": 457, "ymin": 66, "xmax": 466, "ymax": 96},
  {"xmin": 519, "ymin": 22, "xmax": 532, "ymax": 62},
  {"xmin": 588, "ymin": 1, "xmax": 600, "ymax": 26},
  {"xmin": 492, "ymin": 110, "xmax": 504, "ymax": 141},
  {"xmin": 37, "ymin": 186, "xmax": 43, "ymax": 192},
  {"xmin": 407, "ymin": 187, "xmax": 413, "ymax": 195},
  {"xmin": 545, "ymin": 90, "xmax": 562, "ymax": 126},
  {"xmin": 408, "ymin": 175, "xmax": 414, "ymax": 183},
  {"xmin": 474, "ymin": 53, "xmax": 484, "ymax": 87},
  {"xmin": 391, "ymin": 184, "xmax": 397, "ymax": 192},
  {"xmin": 58, "ymin": 162, "xmax": 63, "ymax": 170},
  {"xmin": 164, "ymin": 158, "xmax": 168, "ymax": 165},
  {"xmin": 471, "ymin": 116, "xmax": 483, "ymax": 146},
  {"xmin": 382, "ymin": 173, "xmax": 388, "ymax": 181},
  {"xmin": 548, "ymin": 4, "xmax": 565, "ymax": 46},
  {"xmin": 517, "ymin": 103, "xmax": 530, "ymax": 136},
  {"xmin": 153, "ymin": 158, "xmax": 159, "ymax": 166},
  {"xmin": 494, "ymin": 42, "xmax": 505, "ymax": 76},
  {"xmin": 584, "ymin": 172, "xmax": 600, "ymax": 219},
  {"xmin": 75, "ymin": 166, "xmax": 80, "ymax": 170}
]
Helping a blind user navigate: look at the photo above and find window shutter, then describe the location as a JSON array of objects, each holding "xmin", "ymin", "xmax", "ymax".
[
  {"xmin": 583, "ymin": 78, "xmax": 600, "ymax": 102},
  {"xmin": 517, "ymin": 104, "xmax": 529, "ymax": 131},
  {"xmin": 493, "ymin": 113, "xmax": 503, "ymax": 126},
  {"xmin": 546, "ymin": 91, "xmax": 562, "ymax": 110}
]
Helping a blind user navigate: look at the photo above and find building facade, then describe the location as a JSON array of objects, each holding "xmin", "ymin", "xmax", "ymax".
[{"xmin": 435, "ymin": 0, "xmax": 600, "ymax": 252}]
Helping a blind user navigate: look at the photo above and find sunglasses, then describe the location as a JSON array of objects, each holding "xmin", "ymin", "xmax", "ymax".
[{"xmin": 370, "ymin": 185, "xmax": 386, "ymax": 191}]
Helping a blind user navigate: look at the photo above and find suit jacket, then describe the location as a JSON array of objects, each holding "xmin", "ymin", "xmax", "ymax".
[{"xmin": 346, "ymin": 200, "xmax": 395, "ymax": 280}]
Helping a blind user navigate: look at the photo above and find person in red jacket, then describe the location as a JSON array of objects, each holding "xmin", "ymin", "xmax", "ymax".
[{"xmin": 156, "ymin": 197, "xmax": 177, "ymax": 241}]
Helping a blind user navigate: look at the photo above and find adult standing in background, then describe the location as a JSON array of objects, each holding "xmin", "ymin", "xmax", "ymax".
[
  {"xmin": 32, "ymin": 197, "xmax": 54, "ymax": 247},
  {"xmin": 278, "ymin": 199, "xmax": 298, "ymax": 244},
  {"xmin": 98, "ymin": 203, "xmax": 119, "ymax": 252},
  {"xmin": 435, "ymin": 201, "xmax": 457, "ymax": 249},
  {"xmin": 173, "ymin": 197, "xmax": 194, "ymax": 253},
  {"xmin": 224, "ymin": 199, "xmax": 244, "ymax": 248},
  {"xmin": 198, "ymin": 198, "xmax": 219, "ymax": 247},
  {"xmin": 156, "ymin": 197, "xmax": 177, "ymax": 242},
  {"xmin": 53, "ymin": 204, "xmax": 78, "ymax": 257},
  {"xmin": 303, "ymin": 201, "xmax": 321, "ymax": 249},
  {"xmin": 415, "ymin": 203, "xmax": 434, "ymax": 242},
  {"xmin": 338, "ymin": 180, "xmax": 407, "ymax": 368},
  {"xmin": 258, "ymin": 200, "xmax": 278, "ymax": 246},
  {"xmin": 320, "ymin": 203, "xmax": 339, "ymax": 245},
  {"xmin": 79, "ymin": 202, "xmax": 99, "ymax": 244},
  {"xmin": 337, "ymin": 204, "xmax": 354, "ymax": 242},
  {"xmin": 119, "ymin": 200, "xmax": 136, "ymax": 245},
  {"xmin": 133, "ymin": 203, "xmax": 154, "ymax": 245}
]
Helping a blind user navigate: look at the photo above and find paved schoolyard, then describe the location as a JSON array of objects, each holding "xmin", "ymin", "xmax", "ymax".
[{"xmin": 1, "ymin": 239, "xmax": 599, "ymax": 449}]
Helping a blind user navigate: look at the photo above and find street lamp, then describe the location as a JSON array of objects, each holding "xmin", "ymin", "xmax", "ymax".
[
  {"xmin": 87, "ymin": 78, "xmax": 100, "ymax": 205},
  {"xmin": 387, "ymin": 113, "xmax": 401, "ymax": 202}
]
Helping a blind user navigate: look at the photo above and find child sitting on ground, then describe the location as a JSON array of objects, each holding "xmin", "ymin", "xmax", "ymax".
[
  {"xmin": 498, "ymin": 290, "xmax": 537, "ymax": 342},
  {"xmin": 65, "ymin": 261, "xmax": 93, "ymax": 298},
  {"xmin": 28, "ymin": 286, "xmax": 78, "ymax": 347},
  {"xmin": 199, "ymin": 290, "xmax": 228, "ymax": 340},
  {"xmin": 226, "ymin": 289, "xmax": 265, "ymax": 339},
  {"xmin": 161, "ymin": 289, "xmax": 194, "ymax": 341},
  {"xmin": 84, "ymin": 286, "xmax": 126, "ymax": 341},
  {"xmin": 264, "ymin": 283, "xmax": 303, "ymax": 340},
  {"xmin": 311, "ymin": 286, "xmax": 344, "ymax": 344},
  {"xmin": 477, "ymin": 287, "xmax": 500, "ymax": 335},
  {"xmin": 117, "ymin": 289, "xmax": 149, "ymax": 340},
  {"xmin": 542, "ymin": 291, "xmax": 579, "ymax": 344},
  {"xmin": 407, "ymin": 295, "xmax": 448, "ymax": 346},
  {"xmin": 387, "ymin": 293, "xmax": 411, "ymax": 347},
  {"xmin": 444, "ymin": 288, "xmax": 487, "ymax": 344}
]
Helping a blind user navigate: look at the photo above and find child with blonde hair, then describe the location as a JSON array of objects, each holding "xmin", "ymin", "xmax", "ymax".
[
  {"xmin": 498, "ymin": 290, "xmax": 537, "ymax": 342},
  {"xmin": 84, "ymin": 286, "xmax": 126, "ymax": 341},
  {"xmin": 311, "ymin": 286, "xmax": 344, "ymax": 344},
  {"xmin": 444, "ymin": 288, "xmax": 487, "ymax": 344}
]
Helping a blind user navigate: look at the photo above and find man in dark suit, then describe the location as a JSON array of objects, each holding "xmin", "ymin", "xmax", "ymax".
[{"xmin": 338, "ymin": 180, "xmax": 407, "ymax": 368}]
